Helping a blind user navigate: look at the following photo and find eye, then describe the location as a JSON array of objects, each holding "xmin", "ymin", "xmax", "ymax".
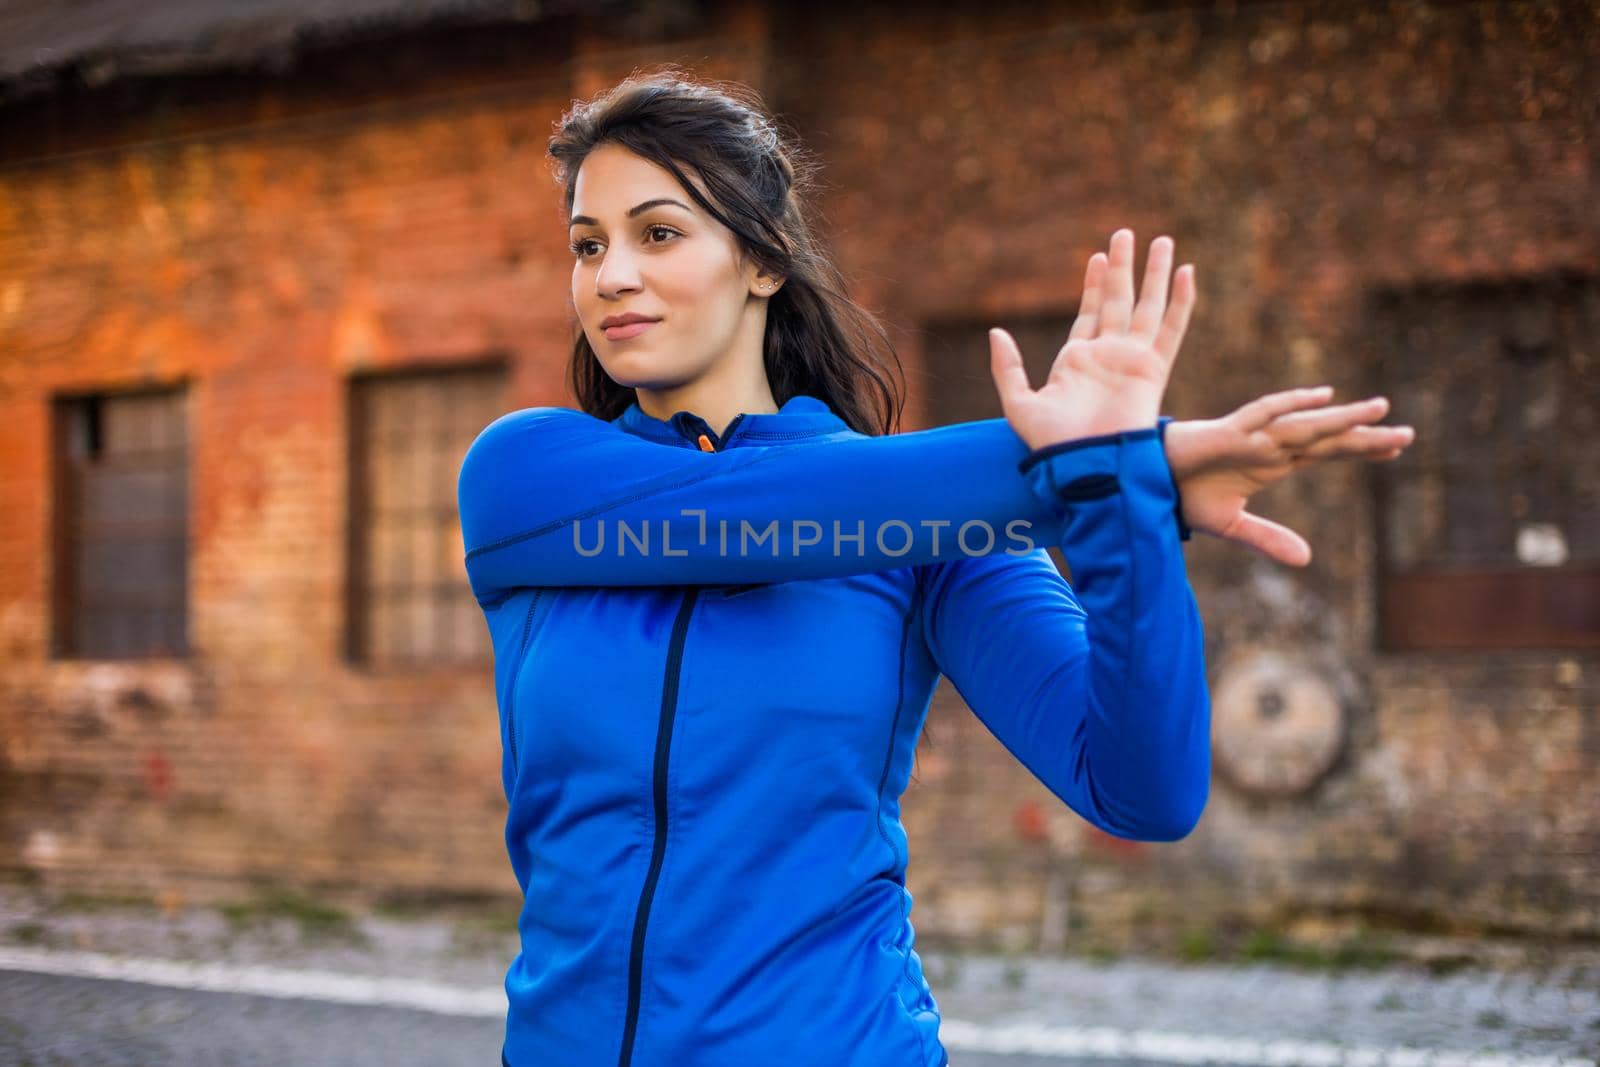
[{"xmin": 569, "ymin": 224, "xmax": 681, "ymax": 260}]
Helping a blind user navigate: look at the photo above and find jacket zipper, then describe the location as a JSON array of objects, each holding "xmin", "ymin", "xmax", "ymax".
[
  {"xmin": 671, "ymin": 411, "xmax": 745, "ymax": 452},
  {"xmin": 617, "ymin": 586, "xmax": 699, "ymax": 1067},
  {"xmin": 504, "ymin": 589, "xmax": 544, "ymax": 778}
]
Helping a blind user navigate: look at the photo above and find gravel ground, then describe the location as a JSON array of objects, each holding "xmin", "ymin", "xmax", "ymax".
[{"xmin": 2, "ymin": 884, "xmax": 1597, "ymax": 1061}]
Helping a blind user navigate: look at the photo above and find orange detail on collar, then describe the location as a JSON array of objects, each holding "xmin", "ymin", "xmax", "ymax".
[{"xmin": 697, "ymin": 433, "xmax": 715, "ymax": 452}]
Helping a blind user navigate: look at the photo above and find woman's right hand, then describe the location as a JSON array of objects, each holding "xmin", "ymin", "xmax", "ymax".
[{"xmin": 989, "ymin": 228, "xmax": 1195, "ymax": 451}]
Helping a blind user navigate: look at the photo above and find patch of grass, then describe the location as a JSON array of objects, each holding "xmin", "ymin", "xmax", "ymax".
[
  {"xmin": 1178, "ymin": 927, "xmax": 1218, "ymax": 962},
  {"xmin": 47, "ymin": 890, "xmax": 156, "ymax": 914},
  {"xmin": 1239, "ymin": 929, "xmax": 1326, "ymax": 967},
  {"xmin": 1422, "ymin": 953, "xmax": 1475, "ymax": 977},
  {"xmin": 217, "ymin": 888, "xmax": 369, "ymax": 947},
  {"xmin": 370, "ymin": 887, "xmax": 510, "ymax": 922},
  {"xmin": 1083, "ymin": 943, "xmax": 1120, "ymax": 965},
  {"xmin": 7, "ymin": 921, "xmax": 49, "ymax": 946},
  {"xmin": 1327, "ymin": 933, "xmax": 1406, "ymax": 969},
  {"xmin": 1001, "ymin": 959, "xmax": 1027, "ymax": 989},
  {"xmin": 1375, "ymin": 991, "xmax": 1406, "ymax": 1012},
  {"xmin": 1231, "ymin": 927, "xmax": 1408, "ymax": 972},
  {"xmin": 1476, "ymin": 1009, "xmax": 1508, "ymax": 1029}
]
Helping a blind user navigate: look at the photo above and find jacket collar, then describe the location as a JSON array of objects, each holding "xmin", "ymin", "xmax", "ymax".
[{"xmin": 613, "ymin": 392, "xmax": 850, "ymax": 450}]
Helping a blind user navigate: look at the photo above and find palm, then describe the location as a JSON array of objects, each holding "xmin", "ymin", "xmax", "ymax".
[
  {"xmin": 991, "ymin": 229, "xmax": 1194, "ymax": 448},
  {"xmin": 1007, "ymin": 334, "xmax": 1170, "ymax": 449},
  {"xmin": 1181, "ymin": 464, "xmax": 1284, "ymax": 543}
]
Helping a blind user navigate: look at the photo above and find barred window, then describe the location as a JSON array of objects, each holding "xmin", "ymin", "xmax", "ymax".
[
  {"xmin": 52, "ymin": 388, "xmax": 189, "ymax": 659},
  {"xmin": 348, "ymin": 364, "xmax": 506, "ymax": 665},
  {"xmin": 1371, "ymin": 275, "xmax": 1600, "ymax": 650}
]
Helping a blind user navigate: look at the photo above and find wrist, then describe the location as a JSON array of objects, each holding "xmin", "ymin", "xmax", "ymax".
[
  {"xmin": 1155, "ymin": 416, "xmax": 1194, "ymax": 542},
  {"xmin": 1159, "ymin": 417, "xmax": 1201, "ymax": 480},
  {"xmin": 1017, "ymin": 423, "xmax": 1160, "ymax": 475}
]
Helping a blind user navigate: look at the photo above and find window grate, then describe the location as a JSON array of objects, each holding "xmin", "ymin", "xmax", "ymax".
[
  {"xmin": 1371, "ymin": 274, "xmax": 1600, "ymax": 650},
  {"xmin": 347, "ymin": 364, "xmax": 507, "ymax": 666},
  {"xmin": 52, "ymin": 388, "xmax": 189, "ymax": 659}
]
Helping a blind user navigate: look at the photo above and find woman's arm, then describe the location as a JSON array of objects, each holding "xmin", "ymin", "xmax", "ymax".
[
  {"xmin": 456, "ymin": 403, "xmax": 1158, "ymax": 605},
  {"xmin": 921, "ymin": 228, "xmax": 1205, "ymax": 838},
  {"xmin": 459, "ymin": 230, "xmax": 1194, "ymax": 606},
  {"xmin": 919, "ymin": 425, "xmax": 1209, "ymax": 841}
]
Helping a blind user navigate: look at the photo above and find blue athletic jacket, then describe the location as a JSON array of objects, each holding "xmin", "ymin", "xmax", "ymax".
[{"xmin": 456, "ymin": 393, "xmax": 1211, "ymax": 1067}]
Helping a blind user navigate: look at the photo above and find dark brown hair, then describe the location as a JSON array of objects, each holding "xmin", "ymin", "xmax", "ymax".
[{"xmin": 547, "ymin": 68, "xmax": 905, "ymax": 436}]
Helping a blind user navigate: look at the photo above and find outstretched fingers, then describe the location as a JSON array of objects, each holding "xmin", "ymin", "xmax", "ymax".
[
  {"xmin": 1233, "ymin": 386, "xmax": 1337, "ymax": 432},
  {"xmin": 1226, "ymin": 510, "xmax": 1313, "ymax": 567},
  {"xmin": 1129, "ymin": 236, "xmax": 1175, "ymax": 341},
  {"xmin": 1151, "ymin": 263, "xmax": 1196, "ymax": 366},
  {"xmin": 988, "ymin": 327, "xmax": 1034, "ymax": 415},
  {"xmin": 1098, "ymin": 229, "xmax": 1137, "ymax": 335},
  {"xmin": 1268, "ymin": 396, "xmax": 1395, "ymax": 449},
  {"xmin": 1067, "ymin": 254, "xmax": 1107, "ymax": 342},
  {"xmin": 1296, "ymin": 423, "xmax": 1417, "ymax": 460}
]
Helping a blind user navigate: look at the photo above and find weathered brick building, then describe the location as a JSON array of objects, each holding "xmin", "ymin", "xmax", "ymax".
[{"xmin": 1, "ymin": 0, "xmax": 1595, "ymax": 955}]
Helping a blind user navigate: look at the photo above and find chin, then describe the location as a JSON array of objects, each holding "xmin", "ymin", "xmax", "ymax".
[{"xmin": 596, "ymin": 356, "xmax": 695, "ymax": 392}]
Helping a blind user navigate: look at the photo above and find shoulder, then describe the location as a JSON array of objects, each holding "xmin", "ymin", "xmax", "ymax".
[
  {"xmin": 471, "ymin": 405, "xmax": 599, "ymax": 442},
  {"xmin": 457, "ymin": 407, "xmax": 615, "ymax": 504},
  {"xmin": 463, "ymin": 405, "xmax": 611, "ymax": 459}
]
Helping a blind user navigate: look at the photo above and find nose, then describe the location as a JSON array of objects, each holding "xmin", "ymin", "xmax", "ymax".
[{"xmin": 594, "ymin": 248, "xmax": 642, "ymax": 299}]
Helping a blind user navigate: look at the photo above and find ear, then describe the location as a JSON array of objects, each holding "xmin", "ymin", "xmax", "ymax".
[{"xmin": 753, "ymin": 274, "xmax": 785, "ymax": 297}]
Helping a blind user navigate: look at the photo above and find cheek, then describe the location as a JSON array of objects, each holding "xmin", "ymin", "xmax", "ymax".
[{"xmin": 662, "ymin": 243, "xmax": 743, "ymax": 305}]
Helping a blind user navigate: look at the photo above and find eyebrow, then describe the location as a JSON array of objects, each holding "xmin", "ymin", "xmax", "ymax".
[{"xmin": 569, "ymin": 198, "xmax": 693, "ymax": 228}]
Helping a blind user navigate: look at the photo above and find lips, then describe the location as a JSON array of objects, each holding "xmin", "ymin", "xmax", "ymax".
[{"xmin": 603, "ymin": 319, "xmax": 658, "ymax": 341}]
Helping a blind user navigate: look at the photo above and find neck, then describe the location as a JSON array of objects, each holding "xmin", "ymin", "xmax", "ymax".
[
  {"xmin": 634, "ymin": 373, "xmax": 778, "ymax": 441},
  {"xmin": 640, "ymin": 385, "xmax": 784, "ymax": 441}
]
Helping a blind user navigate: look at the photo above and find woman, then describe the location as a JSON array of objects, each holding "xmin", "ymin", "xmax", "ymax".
[{"xmin": 457, "ymin": 72, "xmax": 1412, "ymax": 1067}]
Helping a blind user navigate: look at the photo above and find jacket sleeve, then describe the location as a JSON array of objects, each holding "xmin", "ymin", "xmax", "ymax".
[
  {"xmin": 917, "ymin": 425, "xmax": 1211, "ymax": 841},
  {"xmin": 457, "ymin": 405, "xmax": 1100, "ymax": 605}
]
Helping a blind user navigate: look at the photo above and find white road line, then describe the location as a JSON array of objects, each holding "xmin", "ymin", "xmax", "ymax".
[
  {"xmin": 937, "ymin": 1021, "xmax": 1597, "ymax": 1067},
  {"xmin": 0, "ymin": 945, "xmax": 506, "ymax": 1017},
  {"xmin": 0, "ymin": 946, "xmax": 1592, "ymax": 1067}
]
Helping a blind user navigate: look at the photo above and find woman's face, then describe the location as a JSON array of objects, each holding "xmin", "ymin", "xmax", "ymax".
[{"xmin": 568, "ymin": 143, "xmax": 773, "ymax": 390}]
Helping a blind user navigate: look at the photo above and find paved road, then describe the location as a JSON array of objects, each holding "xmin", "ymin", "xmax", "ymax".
[{"xmin": 0, "ymin": 968, "xmax": 501, "ymax": 1067}]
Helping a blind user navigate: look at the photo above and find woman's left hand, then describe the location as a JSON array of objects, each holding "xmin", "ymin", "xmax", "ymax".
[{"xmin": 1162, "ymin": 389, "xmax": 1416, "ymax": 566}]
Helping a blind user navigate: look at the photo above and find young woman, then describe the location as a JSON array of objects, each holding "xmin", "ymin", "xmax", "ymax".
[{"xmin": 457, "ymin": 72, "xmax": 1413, "ymax": 1067}]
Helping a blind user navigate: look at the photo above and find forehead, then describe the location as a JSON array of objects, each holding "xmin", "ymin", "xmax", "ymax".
[{"xmin": 570, "ymin": 144, "xmax": 701, "ymax": 219}]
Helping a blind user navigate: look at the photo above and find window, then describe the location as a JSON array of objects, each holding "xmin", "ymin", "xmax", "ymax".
[
  {"xmin": 347, "ymin": 364, "xmax": 506, "ymax": 665},
  {"xmin": 52, "ymin": 388, "xmax": 190, "ymax": 659},
  {"xmin": 919, "ymin": 312, "xmax": 1073, "ymax": 429},
  {"xmin": 1371, "ymin": 275, "xmax": 1600, "ymax": 650}
]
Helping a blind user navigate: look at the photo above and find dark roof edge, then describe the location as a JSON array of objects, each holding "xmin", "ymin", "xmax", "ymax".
[{"xmin": 0, "ymin": 0, "xmax": 625, "ymax": 104}]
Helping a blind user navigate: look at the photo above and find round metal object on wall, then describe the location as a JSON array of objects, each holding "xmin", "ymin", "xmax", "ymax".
[{"xmin": 1211, "ymin": 648, "xmax": 1346, "ymax": 799}]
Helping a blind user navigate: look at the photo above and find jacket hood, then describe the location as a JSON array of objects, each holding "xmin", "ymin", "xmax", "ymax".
[{"xmin": 612, "ymin": 392, "xmax": 851, "ymax": 450}]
